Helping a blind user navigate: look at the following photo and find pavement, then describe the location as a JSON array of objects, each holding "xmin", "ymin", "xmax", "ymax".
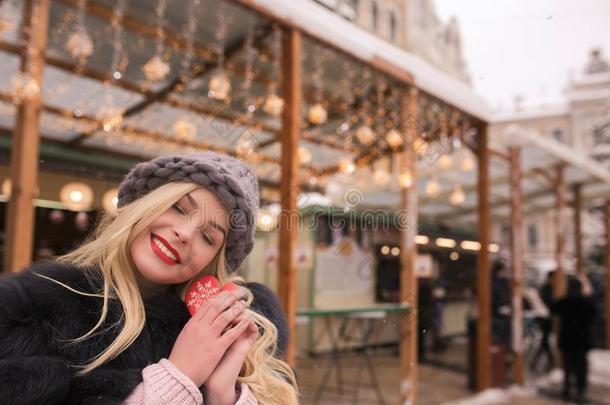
[{"xmin": 294, "ymin": 350, "xmax": 610, "ymax": 405}]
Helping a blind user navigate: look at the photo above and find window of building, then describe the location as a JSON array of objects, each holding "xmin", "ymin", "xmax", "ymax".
[
  {"xmin": 552, "ymin": 128, "xmax": 563, "ymax": 143},
  {"xmin": 351, "ymin": 0, "xmax": 359, "ymax": 17},
  {"xmin": 371, "ymin": 1, "xmax": 378, "ymax": 32},
  {"xmin": 501, "ymin": 224, "xmax": 511, "ymax": 247},
  {"xmin": 337, "ymin": 0, "xmax": 358, "ymax": 20},
  {"xmin": 389, "ymin": 11, "xmax": 397, "ymax": 41},
  {"xmin": 527, "ymin": 223, "xmax": 538, "ymax": 251},
  {"xmin": 593, "ymin": 122, "xmax": 609, "ymax": 145}
]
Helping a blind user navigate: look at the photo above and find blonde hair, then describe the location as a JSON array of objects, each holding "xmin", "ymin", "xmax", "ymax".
[{"xmin": 50, "ymin": 182, "xmax": 298, "ymax": 405}]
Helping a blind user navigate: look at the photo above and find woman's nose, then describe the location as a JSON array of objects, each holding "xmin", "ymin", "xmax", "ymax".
[{"xmin": 173, "ymin": 226, "xmax": 191, "ymax": 245}]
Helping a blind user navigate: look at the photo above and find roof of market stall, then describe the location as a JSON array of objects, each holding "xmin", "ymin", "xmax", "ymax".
[
  {"xmin": 0, "ymin": 0, "xmax": 541, "ymax": 224},
  {"xmin": 0, "ymin": 0, "xmax": 486, "ymax": 159}
]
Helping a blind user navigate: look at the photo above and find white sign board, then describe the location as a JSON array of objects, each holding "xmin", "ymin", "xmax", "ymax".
[{"xmin": 313, "ymin": 237, "xmax": 375, "ymax": 307}]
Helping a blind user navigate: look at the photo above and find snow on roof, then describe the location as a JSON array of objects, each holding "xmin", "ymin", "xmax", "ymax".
[
  {"xmin": 493, "ymin": 104, "xmax": 569, "ymax": 122},
  {"xmin": 238, "ymin": 0, "xmax": 493, "ymax": 122}
]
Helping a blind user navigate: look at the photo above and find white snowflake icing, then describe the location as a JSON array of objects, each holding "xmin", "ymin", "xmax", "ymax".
[{"xmin": 187, "ymin": 280, "xmax": 220, "ymax": 311}]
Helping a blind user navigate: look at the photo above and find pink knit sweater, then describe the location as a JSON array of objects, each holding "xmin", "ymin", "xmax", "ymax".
[{"xmin": 124, "ymin": 358, "xmax": 258, "ymax": 405}]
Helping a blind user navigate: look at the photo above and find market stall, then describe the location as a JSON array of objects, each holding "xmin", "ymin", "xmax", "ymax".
[{"xmin": 0, "ymin": 0, "xmax": 501, "ymax": 402}]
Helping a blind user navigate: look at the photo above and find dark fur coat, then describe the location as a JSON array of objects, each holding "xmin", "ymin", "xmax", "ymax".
[{"xmin": 0, "ymin": 261, "xmax": 288, "ymax": 405}]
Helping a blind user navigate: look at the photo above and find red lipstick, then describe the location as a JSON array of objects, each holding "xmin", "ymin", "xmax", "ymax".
[{"xmin": 150, "ymin": 233, "xmax": 182, "ymax": 265}]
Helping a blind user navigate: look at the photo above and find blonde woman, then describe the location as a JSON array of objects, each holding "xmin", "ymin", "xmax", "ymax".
[{"xmin": 0, "ymin": 152, "xmax": 298, "ymax": 405}]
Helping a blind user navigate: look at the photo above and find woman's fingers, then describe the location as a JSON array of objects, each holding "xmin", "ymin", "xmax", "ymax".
[
  {"xmin": 219, "ymin": 317, "xmax": 251, "ymax": 348},
  {"xmin": 211, "ymin": 300, "xmax": 246, "ymax": 335},
  {"xmin": 247, "ymin": 319, "xmax": 259, "ymax": 337},
  {"xmin": 195, "ymin": 290, "xmax": 241, "ymax": 323},
  {"xmin": 220, "ymin": 311, "xmax": 252, "ymax": 334}
]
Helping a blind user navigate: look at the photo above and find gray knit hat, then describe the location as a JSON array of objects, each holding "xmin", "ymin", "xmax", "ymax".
[{"xmin": 117, "ymin": 152, "xmax": 260, "ymax": 272}]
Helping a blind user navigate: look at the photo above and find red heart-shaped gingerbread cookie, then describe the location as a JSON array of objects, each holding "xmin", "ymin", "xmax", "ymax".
[{"xmin": 185, "ymin": 275, "xmax": 238, "ymax": 316}]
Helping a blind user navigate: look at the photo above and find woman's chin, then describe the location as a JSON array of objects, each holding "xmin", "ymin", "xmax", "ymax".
[{"xmin": 133, "ymin": 257, "xmax": 171, "ymax": 283}]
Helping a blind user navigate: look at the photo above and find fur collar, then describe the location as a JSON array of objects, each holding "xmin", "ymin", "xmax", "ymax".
[{"xmin": 0, "ymin": 260, "xmax": 288, "ymax": 404}]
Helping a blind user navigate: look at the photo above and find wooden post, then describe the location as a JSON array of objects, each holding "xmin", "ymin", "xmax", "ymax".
[
  {"xmin": 476, "ymin": 123, "xmax": 492, "ymax": 391},
  {"xmin": 573, "ymin": 183, "xmax": 583, "ymax": 274},
  {"xmin": 277, "ymin": 27, "xmax": 301, "ymax": 367},
  {"xmin": 508, "ymin": 147, "xmax": 525, "ymax": 385},
  {"xmin": 604, "ymin": 200, "xmax": 610, "ymax": 349},
  {"xmin": 554, "ymin": 165, "xmax": 566, "ymax": 299},
  {"xmin": 3, "ymin": 0, "xmax": 50, "ymax": 273},
  {"xmin": 399, "ymin": 87, "xmax": 418, "ymax": 404}
]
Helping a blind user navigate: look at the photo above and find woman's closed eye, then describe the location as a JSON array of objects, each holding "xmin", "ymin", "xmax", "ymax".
[
  {"xmin": 172, "ymin": 203, "xmax": 214, "ymax": 245},
  {"xmin": 201, "ymin": 230, "xmax": 214, "ymax": 245},
  {"xmin": 171, "ymin": 203, "xmax": 185, "ymax": 215}
]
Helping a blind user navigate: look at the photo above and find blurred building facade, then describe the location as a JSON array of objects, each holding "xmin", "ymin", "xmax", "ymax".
[
  {"xmin": 491, "ymin": 49, "xmax": 610, "ymax": 278},
  {"xmin": 312, "ymin": 0, "xmax": 471, "ymax": 83}
]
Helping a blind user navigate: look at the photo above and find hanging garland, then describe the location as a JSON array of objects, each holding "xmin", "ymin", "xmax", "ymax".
[
  {"xmin": 66, "ymin": 0, "xmax": 93, "ymax": 62},
  {"xmin": 142, "ymin": 0, "xmax": 170, "ymax": 82},
  {"xmin": 208, "ymin": 3, "xmax": 231, "ymax": 101},
  {"xmin": 262, "ymin": 24, "xmax": 284, "ymax": 117}
]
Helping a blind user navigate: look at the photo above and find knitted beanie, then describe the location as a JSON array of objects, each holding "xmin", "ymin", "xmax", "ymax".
[{"xmin": 117, "ymin": 152, "xmax": 260, "ymax": 273}]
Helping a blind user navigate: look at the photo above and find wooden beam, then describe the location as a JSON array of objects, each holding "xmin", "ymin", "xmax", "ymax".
[
  {"xmin": 508, "ymin": 146, "xmax": 525, "ymax": 385},
  {"xmin": 67, "ymin": 21, "xmax": 274, "ymax": 146},
  {"xmin": 399, "ymin": 86, "xmax": 418, "ymax": 404},
  {"xmin": 489, "ymin": 147, "xmax": 510, "ymax": 162},
  {"xmin": 314, "ymin": 86, "xmax": 481, "ymax": 178},
  {"xmin": 573, "ymin": 183, "xmax": 583, "ymax": 274},
  {"xmin": 277, "ymin": 28, "xmax": 301, "ymax": 367},
  {"xmin": 256, "ymin": 129, "xmax": 359, "ymax": 154},
  {"xmin": 0, "ymin": 91, "xmax": 329, "ymax": 184},
  {"xmin": 4, "ymin": 0, "xmax": 50, "ymax": 273},
  {"xmin": 532, "ymin": 167, "xmax": 556, "ymax": 187},
  {"xmin": 434, "ymin": 175, "xmax": 600, "ymax": 221},
  {"xmin": 317, "ymin": 133, "xmax": 399, "ymax": 177},
  {"xmin": 371, "ymin": 54, "xmax": 414, "ymax": 84},
  {"xmin": 476, "ymin": 123, "xmax": 492, "ymax": 391},
  {"xmin": 0, "ymin": 126, "xmax": 308, "ymax": 193},
  {"xmin": 232, "ymin": 0, "xmax": 415, "ymax": 86},
  {"xmin": 9, "ymin": 51, "xmax": 361, "ymax": 156},
  {"xmin": 0, "ymin": 40, "xmax": 281, "ymax": 137},
  {"xmin": 0, "ymin": 91, "xmax": 283, "ymax": 165},
  {"xmin": 452, "ymin": 190, "xmax": 603, "ymax": 225},
  {"xmin": 605, "ymin": 201, "xmax": 610, "ymax": 349},
  {"xmin": 554, "ymin": 164, "xmax": 566, "ymax": 299},
  {"xmin": 419, "ymin": 165, "xmax": 565, "ymax": 208}
]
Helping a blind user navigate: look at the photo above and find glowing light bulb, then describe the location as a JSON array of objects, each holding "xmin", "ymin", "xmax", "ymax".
[
  {"xmin": 373, "ymin": 169, "xmax": 390, "ymax": 186},
  {"xmin": 308, "ymin": 103, "xmax": 327, "ymax": 125},
  {"xmin": 426, "ymin": 178, "xmax": 441, "ymax": 197},
  {"xmin": 339, "ymin": 158, "xmax": 355, "ymax": 174},
  {"xmin": 399, "ymin": 171, "xmax": 413, "ymax": 188},
  {"xmin": 449, "ymin": 185, "xmax": 465, "ymax": 205},
  {"xmin": 142, "ymin": 55, "xmax": 170, "ymax": 82},
  {"xmin": 356, "ymin": 125, "xmax": 375, "ymax": 145},
  {"xmin": 263, "ymin": 94, "xmax": 284, "ymax": 116},
  {"xmin": 208, "ymin": 72, "xmax": 231, "ymax": 100},
  {"xmin": 386, "ymin": 129, "xmax": 403, "ymax": 148}
]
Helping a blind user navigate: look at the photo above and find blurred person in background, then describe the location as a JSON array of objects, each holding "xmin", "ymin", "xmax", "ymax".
[
  {"xmin": 431, "ymin": 281, "xmax": 447, "ymax": 352},
  {"xmin": 552, "ymin": 274, "xmax": 595, "ymax": 403},
  {"xmin": 491, "ymin": 261, "xmax": 511, "ymax": 351}
]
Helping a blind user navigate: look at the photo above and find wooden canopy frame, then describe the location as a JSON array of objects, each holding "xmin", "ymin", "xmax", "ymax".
[{"xmin": 2, "ymin": 1, "xmax": 541, "ymax": 403}]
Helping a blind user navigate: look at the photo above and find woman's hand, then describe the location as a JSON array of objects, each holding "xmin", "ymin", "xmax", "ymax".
[
  {"xmin": 205, "ymin": 313, "xmax": 259, "ymax": 405},
  {"xmin": 168, "ymin": 290, "xmax": 249, "ymax": 387}
]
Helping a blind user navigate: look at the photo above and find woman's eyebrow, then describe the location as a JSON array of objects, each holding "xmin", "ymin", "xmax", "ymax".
[
  {"xmin": 185, "ymin": 193, "xmax": 198, "ymax": 209},
  {"xmin": 185, "ymin": 193, "xmax": 227, "ymax": 238},
  {"xmin": 209, "ymin": 221, "xmax": 227, "ymax": 238}
]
